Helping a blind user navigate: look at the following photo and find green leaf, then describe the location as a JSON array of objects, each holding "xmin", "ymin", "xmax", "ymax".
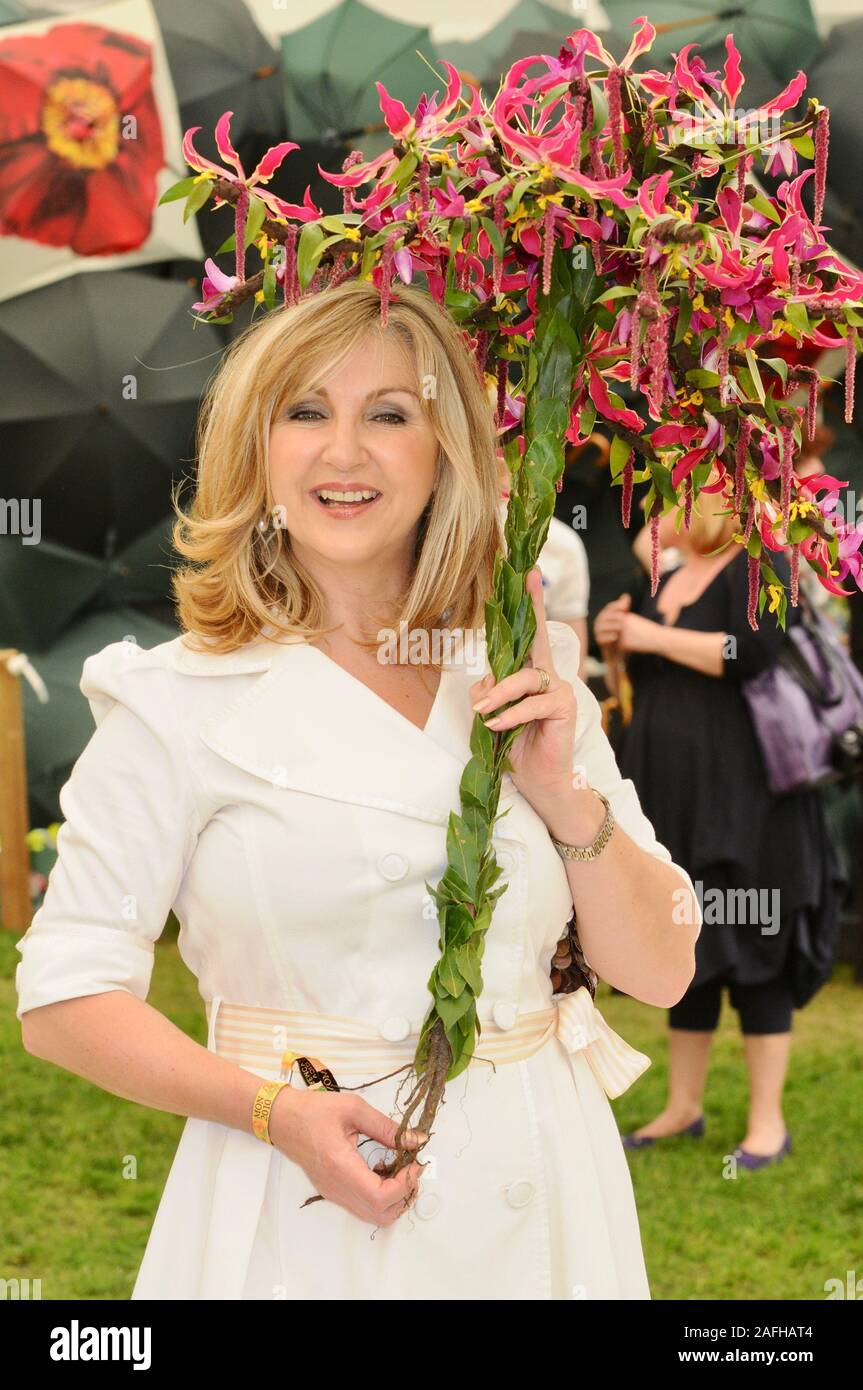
[
  {"xmin": 296, "ymin": 221, "xmax": 325, "ymax": 290},
  {"xmin": 446, "ymin": 812, "xmax": 480, "ymax": 897},
  {"xmin": 183, "ymin": 180, "xmax": 213, "ymax": 223},
  {"xmin": 685, "ymin": 368, "xmax": 721, "ymax": 387},
  {"xmin": 747, "ymin": 191, "xmax": 781, "ymax": 225},
  {"xmin": 436, "ymin": 990, "xmax": 474, "ymax": 1032},
  {"xmin": 159, "ymin": 176, "xmax": 199, "ymax": 206},
  {"xmin": 609, "ymin": 433, "xmax": 632, "ymax": 479},
  {"xmin": 760, "ymin": 356, "xmax": 788, "ymax": 387},
  {"xmin": 790, "ymin": 133, "xmax": 815, "ymax": 158},
  {"xmin": 262, "ymin": 260, "xmax": 276, "ymax": 308},
  {"xmin": 436, "ymin": 948, "xmax": 466, "ymax": 998},
  {"xmin": 454, "ymin": 942, "xmax": 484, "ymax": 996},
  {"xmin": 592, "ymin": 285, "xmax": 637, "ymax": 304},
  {"xmin": 745, "ymin": 348, "xmax": 765, "ymax": 405},
  {"xmin": 479, "ymin": 216, "xmax": 504, "ymax": 262},
  {"xmin": 785, "ymin": 301, "xmax": 811, "ymax": 335},
  {"xmin": 389, "ymin": 149, "xmax": 418, "ymax": 187}
]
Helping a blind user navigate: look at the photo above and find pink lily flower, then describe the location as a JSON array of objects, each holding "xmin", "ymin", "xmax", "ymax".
[
  {"xmin": 588, "ymin": 364, "xmax": 645, "ymax": 432},
  {"xmin": 764, "ymin": 140, "xmax": 799, "ymax": 178},
  {"xmin": 191, "ymin": 257, "xmax": 238, "ymax": 313}
]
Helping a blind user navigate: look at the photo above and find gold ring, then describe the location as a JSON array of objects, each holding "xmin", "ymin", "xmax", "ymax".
[{"xmin": 534, "ymin": 666, "xmax": 551, "ymax": 693}]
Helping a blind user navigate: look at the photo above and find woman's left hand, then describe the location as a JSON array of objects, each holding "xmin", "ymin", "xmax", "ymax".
[{"xmin": 468, "ymin": 567, "xmax": 578, "ymax": 816}]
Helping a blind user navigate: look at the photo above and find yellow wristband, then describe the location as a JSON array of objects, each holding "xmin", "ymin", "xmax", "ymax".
[{"xmin": 252, "ymin": 1079, "xmax": 289, "ymax": 1145}]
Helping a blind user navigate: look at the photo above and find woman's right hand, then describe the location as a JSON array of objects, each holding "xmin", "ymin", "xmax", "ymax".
[
  {"xmin": 268, "ymin": 1085, "xmax": 427, "ymax": 1226},
  {"xmin": 594, "ymin": 593, "xmax": 632, "ymax": 651}
]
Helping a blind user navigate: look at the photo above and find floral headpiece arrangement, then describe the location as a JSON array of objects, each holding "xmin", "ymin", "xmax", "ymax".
[{"xmin": 162, "ymin": 17, "xmax": 863, "ymax": 1180}]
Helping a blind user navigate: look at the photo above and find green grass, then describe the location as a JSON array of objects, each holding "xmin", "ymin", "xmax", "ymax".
[
  {"xmin": 608, "ymin": 966, "xmax": 863, "ymax": 1300},
  {"xmin": 1, "ymin": 925, "xmax": 861, "ymax": 1300}
]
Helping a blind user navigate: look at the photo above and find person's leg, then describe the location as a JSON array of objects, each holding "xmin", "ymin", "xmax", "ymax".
[
  {"xmin": 730, "ymin": 976, "xmax": 793, "ymax": 1155},
  {"xmin": 628, "ymin": 979, "xmax": 721, "ymax": 1139}
]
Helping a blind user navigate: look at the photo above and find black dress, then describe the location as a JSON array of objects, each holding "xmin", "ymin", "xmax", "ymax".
[{"xmin": 618, "ymin": 547, "xmax": 844, "ymax": 1009}]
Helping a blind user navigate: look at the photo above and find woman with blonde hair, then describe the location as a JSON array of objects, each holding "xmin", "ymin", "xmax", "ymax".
[
  {"xmin": 595, "ymin": 470, "xmax": 844, "ymax": 1168},
  {"xmin": 15, "ymin": 278, "xmax": 700, "ymax": 1300}
]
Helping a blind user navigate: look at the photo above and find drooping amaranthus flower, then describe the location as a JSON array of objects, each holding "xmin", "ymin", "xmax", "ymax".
[
  {"xmin": 846, "ymin": 333, "xmax": 857, "ymax": 424},
  {"xmin": 417, "ymin": 156, "xmax": 431, "ymax": 215},
  {"xmin": 744, "ymin": 498, "xmax": 757, "ymax": 544},
  {"xmin": 735, "ymin": 416, "xmax": 752, "ymax": 510},
  {"xmin": 233, "ymin": 184, "xmax": 249, "ymax": 281},
  {"xmin": 606, "ymin": 66, "xmax": 625, "ymax": 175},
  {"xmin": 805, "ymin": 369, "xmax": 818, "ymax": 443},
  {"xmin": 814, "ymin": 108, "xmax": 829, "ymax": 226},
  {"xmin": 542, "ymin": 200, "xmax": 556, "ymax": 296},
  {"xmin": 281, "ymin": 225, "xmax": 299, "ymax": 307},
  {"xmin": 780, "ymin": 421, "xmax": 795, "ymax": 531},
  {"xmin": 790, "ymin": 541, "xmax": 800, "ymax": 606},
  {"xmin": 650, "ymin": 512, "xmax": 660, "ymax": 596},
  {"xmin": 492, "ymin": 188, "xmax": 506, "ymax": 294},
  {"xmin": 621, "ymin": 452, "xmax": 634, "ymax": 526},
  {"xmin": 684, "ymin": 474, "xmax": 693, "ymax": 529},
  {"xmin": 378, "ymin": 230, "xmax": 400, "ymax": 327},
  {"xmin": 647, "ymin": 310, "xmax": 670, "ymax": 411},
  {"xmin": 496, "ymin": 357, "xmax": 508, "ymax": 430},
  {"xmin": 747, "ymin": 551, "xmax": 760, "ymax": 630},
  {"xmin": 629, "ymin": 305, "xmax": 642, "ymax": 389},
  {"xmin": 342, "ymin": 150, "xmax": 364, "ymax": 214}
]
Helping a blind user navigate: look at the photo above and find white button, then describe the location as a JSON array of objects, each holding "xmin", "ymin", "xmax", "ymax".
[
  {"xmin": 379, "ymin": 1016, "xmax": 411, "ymax": 1042},
  {"xmin": 492, "ymin": 1000, "xmax": 518, "ymax": 1031},
  {"xmin": 506, "ymin": 1180, "xmax": 535, "ymax": 1208},
  {"xmin": 378, "ymin": 853, "xmax": 409, "ymax": 881},
  {"xmin": 497, "ymin": 849, "xmax": 515, "ymax": 874},
  {"xmin": 415, "ymin": 1191, "xmax": 441, "ymax": 1219}
]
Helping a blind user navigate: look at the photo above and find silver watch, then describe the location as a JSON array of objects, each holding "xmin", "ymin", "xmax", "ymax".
[{"xmin": 550, "ymin": 790, "xmax": 614, "ymax": 862}]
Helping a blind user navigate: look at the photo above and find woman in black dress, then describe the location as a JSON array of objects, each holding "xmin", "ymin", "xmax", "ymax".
[{"xmin": 594, "ymin": 485, "xmax": 844, "ymax": 1167}]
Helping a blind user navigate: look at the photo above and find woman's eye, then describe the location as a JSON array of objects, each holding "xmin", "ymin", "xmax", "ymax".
[{"xmin": 287, "ymin": 409, "xmax": 405, "ymax": 424}]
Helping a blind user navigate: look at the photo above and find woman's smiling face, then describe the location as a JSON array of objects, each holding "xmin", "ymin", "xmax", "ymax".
[{"xmin": 268, "ymin": 329, "xmax": 440, "ymax": 572}]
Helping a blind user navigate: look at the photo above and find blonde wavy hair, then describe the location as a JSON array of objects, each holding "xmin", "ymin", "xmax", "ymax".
[
  {"xmin": 171, "ymin": 278, "xmax": 504, "ymax": 659},
  {"xmin": 683, "ymin": 468, "xmax": 739, "ymax": 556}
]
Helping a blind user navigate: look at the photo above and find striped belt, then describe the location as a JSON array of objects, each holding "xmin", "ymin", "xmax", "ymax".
[{"xmin": 207, "ymin": 986, "xmax": 650, "ymax": 1100}]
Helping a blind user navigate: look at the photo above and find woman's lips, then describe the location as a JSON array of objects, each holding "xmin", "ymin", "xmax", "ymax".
[{"xmin": 310, "ymin": 491, "xmax": 382, "ymax": 519}]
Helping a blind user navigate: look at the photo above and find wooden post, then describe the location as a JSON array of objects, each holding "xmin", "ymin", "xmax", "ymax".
[{"xmin": 0, "ymin": 649, "xmax": 33, "ymax": 931}]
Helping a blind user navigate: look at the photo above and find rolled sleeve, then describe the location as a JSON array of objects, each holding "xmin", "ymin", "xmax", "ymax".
[
  {"xmin": 15, "ymin": 640, "xmax": 200, "ymax": 1020},
  {"xmin": 541, "ymin": 521, "xmax": 590, "ymax": 621},
  {"xmin": 548, "ymin": 621, "xmax": 702, "ymax": 932}
]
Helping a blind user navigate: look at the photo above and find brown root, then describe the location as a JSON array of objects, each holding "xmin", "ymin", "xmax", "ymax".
[{"xmin": 373, "ymin": 1016, "xmax": 452, "ymax": 1180}]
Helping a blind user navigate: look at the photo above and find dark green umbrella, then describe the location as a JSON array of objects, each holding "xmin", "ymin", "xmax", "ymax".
[
  {"xmin": 602, "ymin": 0, "xmax": 819, "ymax": 85},
  {"xmin": 802, "ymin": 19, "xmax": 863, "ymax": 270},
  {"xmin": 20, "ymin": 606, "xmax": 178, "ymax": 826},
  {"xmin": 492, "ymin": 26, "xmax": 578, "ymax": 88},
  {"xmin": 281, "ymin": 0, "xmax": 439, "ymax": 146},
  {"xmin": 444, "ymin": 0, "xmax": 568, "ymax": 85},
  {"xmin": 151, "ymin": 0, "xmax": 285, "ymax": 257},
  {"xmin": 0, "ymin": 269, "xmax": 225, "ymax": 562},
  {"xmin": 0, "ymin": 536, "xmax": 104, "ymax": 650}
]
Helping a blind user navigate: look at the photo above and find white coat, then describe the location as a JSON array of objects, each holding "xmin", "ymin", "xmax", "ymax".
[{"xmin": 15, "ymin": 619, "xmax": 699, "ymax": 1301}]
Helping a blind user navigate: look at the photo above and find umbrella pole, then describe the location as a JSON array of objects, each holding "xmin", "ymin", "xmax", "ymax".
[{"xmin": 0, "ymin": 651, "xmax": 33, "ymax": 932}]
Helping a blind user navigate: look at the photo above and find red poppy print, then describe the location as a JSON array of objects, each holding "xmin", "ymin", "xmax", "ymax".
[{"xmin": 0, "ymin": 22, "xmax": 164, "ymax": 255}]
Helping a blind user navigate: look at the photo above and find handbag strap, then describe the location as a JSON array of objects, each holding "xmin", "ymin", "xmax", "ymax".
[{"xmin": 722, "ymin": 559, "xmax": 845, "ymax": 707}]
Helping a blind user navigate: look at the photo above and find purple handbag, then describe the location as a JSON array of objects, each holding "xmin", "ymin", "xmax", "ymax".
[{"xmin": 740, "ymin": 592, "xmax": 863, "ymax": 796}]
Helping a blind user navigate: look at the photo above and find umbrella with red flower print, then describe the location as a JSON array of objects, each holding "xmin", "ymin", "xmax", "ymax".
[
  {"xmin": 0, "ymin": 19, "xmax": 165, "ymax": 255},
  {"xmin": 0, "ymin": 0, "xmax": 203, "ymax": 299}
]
